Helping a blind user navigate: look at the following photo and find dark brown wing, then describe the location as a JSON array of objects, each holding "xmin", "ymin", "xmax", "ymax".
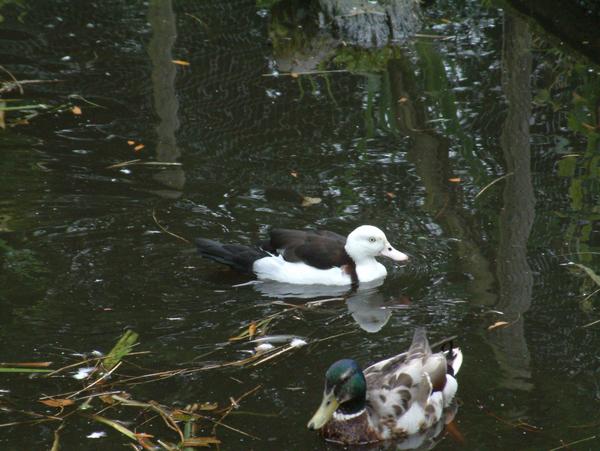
[{"xmin": 261, "ymin": 229, "xmax": 351, "ymax": 269}]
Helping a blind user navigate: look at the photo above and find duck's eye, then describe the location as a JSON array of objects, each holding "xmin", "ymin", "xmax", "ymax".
[{"xmin": 369, "ymin": 237, "xmax": 376, "ymax": 243}]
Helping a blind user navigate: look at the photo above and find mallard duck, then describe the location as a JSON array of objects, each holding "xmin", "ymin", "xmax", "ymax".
[
  {"xmin": 307, "ymin": 328, "xmax": 462, "ymax": 445},
  {"xmin": 196, "ymin": 225, "xmax": 408, "ymax": 286}
]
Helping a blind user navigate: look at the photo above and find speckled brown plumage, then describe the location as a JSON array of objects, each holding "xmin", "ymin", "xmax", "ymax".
[
  {"xmin": 309, "ymin": 328, "xmax": 463, "ymax": 446},
  {"xmin": 321, "ymin": 411, "xmax": 381, "ymax": 445}
]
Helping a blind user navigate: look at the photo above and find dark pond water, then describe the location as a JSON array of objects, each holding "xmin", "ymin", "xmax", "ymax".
[{"xmin": 1, "ymin": 0, "xmax": 600, "ymax": 449}]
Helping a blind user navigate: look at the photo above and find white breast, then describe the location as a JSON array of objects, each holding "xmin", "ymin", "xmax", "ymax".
[{"xmin": 355, "ymin": 260, "xmax": 388, "ymax": 283}]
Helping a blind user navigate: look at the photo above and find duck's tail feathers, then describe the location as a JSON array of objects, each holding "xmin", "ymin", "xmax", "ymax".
[
  {"xmin": 406, "ymin": 327, "xmax": 432, "ymax": 361},
  {"xmin": 448, "ymin": 347, "xmax": 463, "ymax": 376},
  {"xmin": 195, "ymin": 238, "xmax": 267, "ymax": 274}
]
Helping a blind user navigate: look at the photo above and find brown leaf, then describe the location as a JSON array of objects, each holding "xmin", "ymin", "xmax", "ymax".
[
  {"xmin": 487, "ymin": 321, "xmax": 510, "ymax": 331},
  {"xmin": 172, "ymin": 59, "xmax": 190, "ymax": 66},
  {"xmin": 290, "ymin": 72, "xmax": 299, "ymax": 78},
  {"xmin": 445, "ymin": 420, "xmax": 465, "ymax": 445},
  {"xmin": 180, "ymin": 437, "xmax": 221, "ymax": 447},
  {"xmin": 134, "ymin": 144, "xmax": 145, "ymax": 152},
  {"xmin": 40, "ymin": 398, "xmax": 75, "ymax": 408},
  {"xmin": 248, "ymin": 321, "xmax": 257, "ymax": 339},
  {"xmin": 127, "ymin": 140, "xmax": 135, "ymax": 146},
  {"xmin": 582, "ymin": 122, "xmax": 597, "ymax": 131},
  {"xmin": 134, "ymin": 432, "xmax": 155, "ymax": 439},
  {"xmin": 196, "ymin": 402, "xmax": 218, "ymax": 411},
  {"xmin": 71, "ymin": 106, "xmax": 82, "ymax": 115},
  {"xmin": 385, "ymin": 192, "xmax": 396, "ymax": 199},
  {"xmin": 1, "ymin": 361, "xmax": 53, "ymax": 367},
  {"xmin": 0, "ymin": 102, "xmax": 5, "ymax": 130},
  {"xmin": 290, "ymin": 171, "xmax": 298, "ymax": 178},
  {"xmin": 99, "ymin": 395, "xmax": 116, "ymax": 405},
  {"xmin": 448, "ymin": 177, "xmax": 461, "ymax": 183}
]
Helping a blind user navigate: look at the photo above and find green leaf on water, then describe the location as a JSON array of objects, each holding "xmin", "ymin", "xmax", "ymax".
[
  {"xmin": 0, "ymin": 104, "xmax": 48, "ymax": 111},
  {"xmin": 0, "ymin": 367, "xmax": 53, "ymax": 373},
  {"xmin": 102, "ymin": 330, "xmax": 138, "ymax": 371},
  {"xmin": 88, "ymin": 414, "xmax": 137, "ymax": 440}
]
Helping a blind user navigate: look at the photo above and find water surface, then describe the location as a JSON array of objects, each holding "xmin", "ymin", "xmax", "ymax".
[{"xmin": 1, "ymin": 0, "xmax": 600, "ymax": 449}]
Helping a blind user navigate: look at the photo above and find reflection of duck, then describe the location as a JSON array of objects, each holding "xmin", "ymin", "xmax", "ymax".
[
  {"xmin": 345, "ymin": 289, "xmax": 392, "ymax": 334},
  {"xmin": 253, "ymin": 280, "xmax": 394, "ymax": 333},
  {"xmin": 196, "ymin": 225, "xmax": 408, "ymax": 286},
  {"xmin": 307, "ymin": 328, "xmax": 462, "ymax": 445}
]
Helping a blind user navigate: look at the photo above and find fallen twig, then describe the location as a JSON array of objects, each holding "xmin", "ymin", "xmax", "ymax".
[
  {"xmin": 0, "ymin": 65, "xmax": 22, "ymax": 94},
  {"xmin": 474, "ymin": 172, "xmax": 513, "ymax": 200},
  {"xmin": 212, "ymin": 385, "xmax": 261, "ymax": 437},
  {"xmin": 0, "ymin": 79, "xmax": 63, "ymax": 94},
  {"xmin": 152, "ymin": 208, "xmax": 191, "ymax": 244},
  {"xmin": 549, "ymin": 435, "xmax": 597, "ymax": 451},
  {"xmin": 106, "ymin": 159, "xmax": 183, "ymax": 169}
]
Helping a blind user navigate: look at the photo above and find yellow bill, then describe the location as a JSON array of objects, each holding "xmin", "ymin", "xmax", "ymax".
[{"xmin": 307, "ymin": 391, "xmax": 339, "ymax": 430}]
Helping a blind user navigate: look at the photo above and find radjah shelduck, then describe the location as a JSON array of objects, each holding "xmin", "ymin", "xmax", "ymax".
[{"xmin": 196, "ymin": 225, "xmax": 408, "ymax": 286}]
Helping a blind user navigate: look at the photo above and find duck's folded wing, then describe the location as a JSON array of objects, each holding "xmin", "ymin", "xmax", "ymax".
[{"xmin": 262, "ymin": 229, "xmax": 351, "ymax": 269}]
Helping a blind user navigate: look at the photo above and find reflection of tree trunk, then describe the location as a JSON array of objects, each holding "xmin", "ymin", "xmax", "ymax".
[
  {"xmin": 387, "ymin": 57, "xmax": 496, "ymax": 304},
  {"xmin": 491, "ymin": 12, "xmax": 535, "ymax": 391},
  {"xmin": 148, "ymin": 0, "xmax": 185, "ymax": 196},
  {"xmin": 318, "ymin": 0, "xmax": 420, "ymax": 48}
]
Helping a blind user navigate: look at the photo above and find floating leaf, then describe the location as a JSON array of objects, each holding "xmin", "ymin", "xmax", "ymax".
[
  {"xmin": 582, "ymin": 122, "xmax": 596, "ymax": 132},
  {"xmin": 449, "ymin": 177, "xmax": 461, "ymax": 183},
  {"xmin": 196, "ymin": 402, "xmax": 218, "ymax": 411},
  {"xmin": 88, "ymin": 414, "xmax": 138, "ymax": 440},
  {"xmin": 301, "ymin": 196, "xmax": 321, "ymax": 207},
  {"xmin": 290, "ymin": 171, "xmax": 298, "ymax": 178},
  {"xmin": 40, "ymin": 398, "xmax": 75, "ymax": 408},
  {"xmin": 99, "ymin": 395, "xmax": 117, "ymax": 405},
  {"xmin": 0, "ymin": 101, "xmax": 5, "ymax": 129},
  {"xmin": 172, "ymin": 59, "xmax": 190, "ymax": 66},
  {"xmin": 127, "ymin": 140, "xmax": 135, "ymax": 145},
  {"xmin": 0, "ymin": 361, "xmax": 52, "ymax": 367},
  {"xmin": 487, "ymin": 321, "xmax": 510, "ymax": 331},
  {"xmin": 385, "ymin": 192, "xmax": 396, "ymax": 199},
  {"xmin": 180, "ymin": 437, "xmax": 221, "ymax": 447},
  {"xmin": 103, "ymin": 330, "xmax": 138, "ymax": 371},
  {"xmin": 0, "ymin": 367, "xmax": 52, "ymax": 373},
  {"xmin": 248, "ymin": 321, "xmax": 257, "ymax": 339},
  {"xmin": 134, "ymin": 144, "xmax": 145, "ymax": 152},
  {"xmin": 0, "ymin": 104, "xmax": 48, "ymax": 111},
  {"xmin": 71, "ymin": 106, "xmax": 82, "ymax": 115}
]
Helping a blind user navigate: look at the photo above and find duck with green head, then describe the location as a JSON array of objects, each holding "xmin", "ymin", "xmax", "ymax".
[{"xmin": 307, "ymin": 328, "xmax": 462, "ymax": 445}]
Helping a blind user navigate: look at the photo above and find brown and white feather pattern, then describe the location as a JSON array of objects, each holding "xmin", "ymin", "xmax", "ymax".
[{"xmin": 362, "ymin": 328, "xmax": 460, "ymax": 439}]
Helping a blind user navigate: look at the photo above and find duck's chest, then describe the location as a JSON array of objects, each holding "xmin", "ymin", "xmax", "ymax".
[
  {"xmin": 322, "ymin": 411, "xmax": 380, "ymax": 445},
  {"xmin": 355, "ymin": 261, "xmax": 387, "ymax": 283}
]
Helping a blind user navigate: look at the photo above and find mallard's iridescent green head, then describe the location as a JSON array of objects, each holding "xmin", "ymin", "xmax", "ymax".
[{"xmin": 307, "ymin": 359, "xmax": 367, "ymax": 430}]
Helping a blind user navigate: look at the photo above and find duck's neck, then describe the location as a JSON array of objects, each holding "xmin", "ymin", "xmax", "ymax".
[
  {"xmin": 354, "ymin": 258, "xmax": 386, "ymax": 283},
  {"xmin": 337, "ymin": 396, "xmax": 366, "ymax": 416}
]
